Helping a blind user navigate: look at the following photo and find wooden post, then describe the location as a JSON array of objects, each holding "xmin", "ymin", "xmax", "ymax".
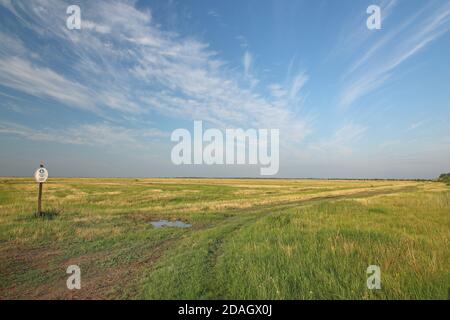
[
  {"xmin": 35, "ymin": 163, "xmax": 47, "ymax": 217},
  {"xmin": 38, "ymin": 182, "xmax": 43, "ymax": 216}
]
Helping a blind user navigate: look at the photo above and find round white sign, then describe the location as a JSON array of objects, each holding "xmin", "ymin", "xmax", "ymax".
[{"xmin": 34, "ymin": 167, "xmax": 48, "ymax": 183}]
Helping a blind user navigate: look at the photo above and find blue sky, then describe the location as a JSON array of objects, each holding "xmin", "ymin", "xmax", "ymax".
[{"xmin": 0, "ymin": 0, "xmax": 449, "ymax": 178}]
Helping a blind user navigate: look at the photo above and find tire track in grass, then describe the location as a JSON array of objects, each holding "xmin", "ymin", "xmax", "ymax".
[
  {"xmin": 196, "ymin": 185, "xmax": 420, "ymax": 298},
  {"xmin": 138, "ymin": 185, "xmax": 419, "ymax": 298}
]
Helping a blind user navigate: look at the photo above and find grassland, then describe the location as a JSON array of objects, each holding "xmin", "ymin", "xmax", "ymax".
[{"xmin": 0, "ymin": 178, "xmax": 448, "ymax": 299}]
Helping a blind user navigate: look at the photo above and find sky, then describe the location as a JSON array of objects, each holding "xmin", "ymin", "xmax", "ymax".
[{"xmin": 0, "ymin": 0, "xmax": 449, "ymax": 179}]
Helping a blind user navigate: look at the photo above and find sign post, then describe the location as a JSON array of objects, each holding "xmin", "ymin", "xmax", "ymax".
[{"xmin": 34, "ymin": 163, "xmax": 48, "ymax": 217}]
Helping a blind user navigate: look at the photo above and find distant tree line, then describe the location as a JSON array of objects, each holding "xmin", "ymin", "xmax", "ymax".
[{"xmin": 438, "ymin": 173, "xmax": 450, "ymax": 185}]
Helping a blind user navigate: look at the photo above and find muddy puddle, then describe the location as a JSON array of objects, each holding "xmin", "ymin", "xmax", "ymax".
[{"xmin": 150, "ymin": 220, "xmax": 192, "ymax": 228}]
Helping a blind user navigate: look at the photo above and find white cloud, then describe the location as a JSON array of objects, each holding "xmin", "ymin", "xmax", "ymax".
[
  {"xmin": 243, "ymin": 51, "xmax": 252, "ymax": 77},
  {"xmin": 266, "ymin": 70, "xmax": 309, "ymax": 111},
  {"xmin": 82, "ymin": 21, "xmax": 111, "ymax": 34},
  {"xmin": 268, "ymin": 84, "xmax": 287, "ymax": 98},
  {"xmin": 0, "ymin": 57, "xmax": 96, "ymax": 111},
  {"xmin": 409, "ymin": 121, "xmax": 426, "ymax": 131},
  {"xmin": 0, "ymin": 0, "xmax": 312, "ymax": 146},
  {"xmin": 208, "ymin": 10, "xmax": 220, "ymax": 18},
  {"xmin": 308, "ymin": 123, "xmax": 367, "ymax": 156},
  {"xmin": 236, "ymin": 35, "xmax": 249, "ymax": 49},
  {"xmin": 0, "ymin": 121, "xmax": 167, "ymax": 148},
  {"xmin": 289, "ymin": 72, "xmax": 308, "ymax": 100},
  {"xmin": 0, "ymin": 31, "xmax": 26, "ymax": 55},
  {"xmin": 339, "ymin": 2, "xmax": 450, "ymax": 108},
  {"xmin": 332, "ymin": 0, "xmax": 398, "ymax": 56}
]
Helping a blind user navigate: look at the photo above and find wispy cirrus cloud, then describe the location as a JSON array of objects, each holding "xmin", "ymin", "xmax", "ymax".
[
  {"xmin": 236, "ymin": 35, "xmax": 249, "ymax": 49},
  {"xmin": 339, "ymin": 1, "xmax": 450, "ymax": 109},
  {"xmin": 207, "ymin": 10, "xmax": 220, "ymax": 18},
  {"xmin": 0, "ymin": 0, "xmax": 311, "ymax": 146},
  {"xmin": 309, "ymin": 123, "xmax": 367, "ymax": 156},
  {"xmin": 328, "ymin": 0, "xmax": 398, "ymax": 61},
  {"xmin": 409, "ymin": 120, "xmax": 426, "ymax": 131},
  {"xmin": 0, "ymin": 57, "xmax": 96, "ymax": 112},
  {"xmin": 243, "ymin": 51, "xmax": 253, "ymax": 77},
  {"xmin": 267, "ymin": 69, "xmax": 309, "ymax": 114},
  {"xmin": 0, "ymin": 0, "xmax": 448, "ymax": 178},
  {"xmin": 0, "ymin": 121, "xmax": 168, "ymax": 148}
]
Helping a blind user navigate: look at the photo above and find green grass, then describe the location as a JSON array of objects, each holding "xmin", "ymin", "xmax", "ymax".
[{"xmin": 0, "ymin": 178, "xmax": 448, "ymax": 299}]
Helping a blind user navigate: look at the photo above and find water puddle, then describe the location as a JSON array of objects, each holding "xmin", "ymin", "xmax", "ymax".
[{"xmin": 150, "ymin": 219, "xmax": 192, "ymax": 228}]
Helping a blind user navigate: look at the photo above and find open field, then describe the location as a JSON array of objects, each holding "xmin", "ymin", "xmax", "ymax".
[{"xmin": 0, "ymin": 178, "xmax": 449, "ymax": 299}]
